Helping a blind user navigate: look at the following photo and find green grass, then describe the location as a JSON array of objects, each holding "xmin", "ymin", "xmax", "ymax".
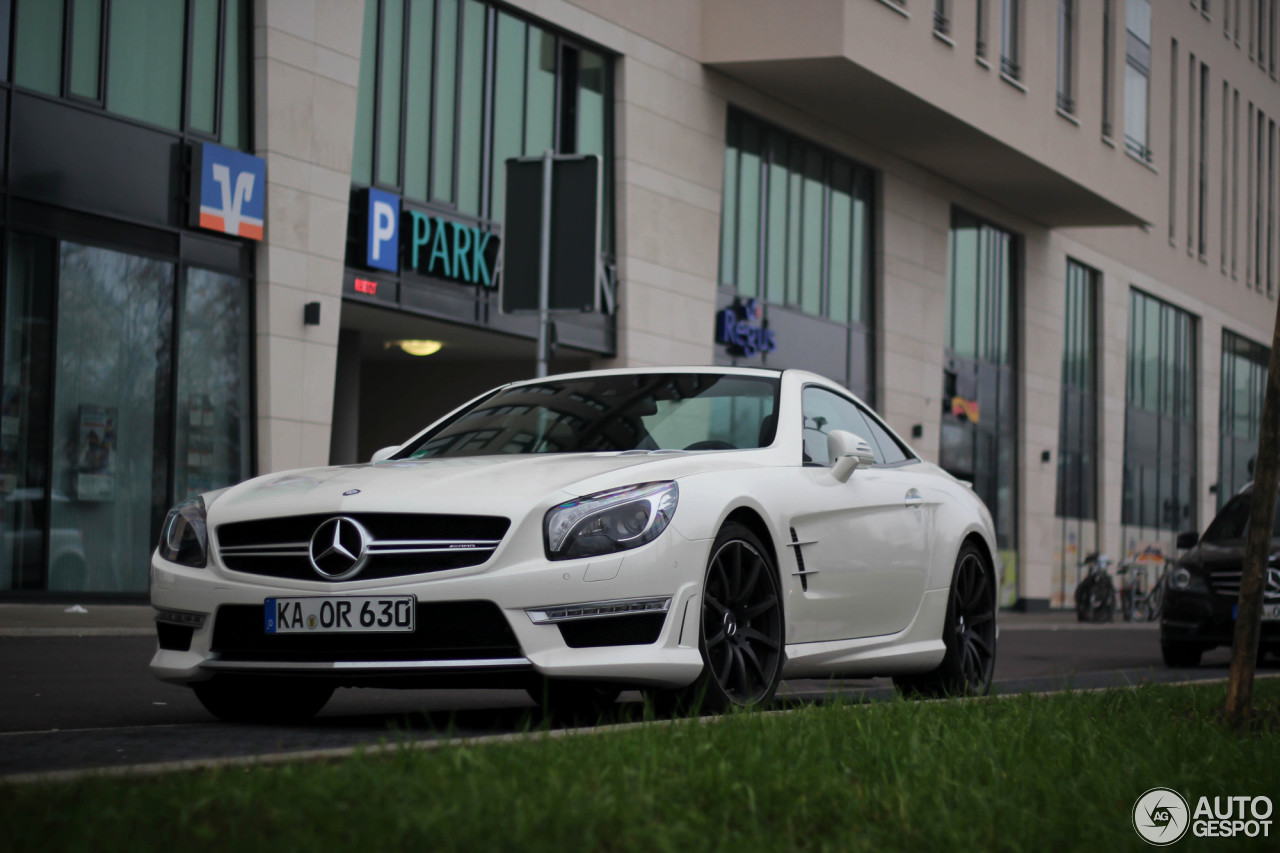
[{"xmin": 4, "ymin": 681, "xmax": 1280, "ymax": 852}]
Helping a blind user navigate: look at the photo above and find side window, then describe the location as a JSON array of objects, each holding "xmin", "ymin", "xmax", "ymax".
[
  {"xmin": 859, "ymin": 408, "xmax": 912, "ymax": 464},
  {"xmin": 801, "ymin": 387, "xmax": 879, "ymax": 465}
]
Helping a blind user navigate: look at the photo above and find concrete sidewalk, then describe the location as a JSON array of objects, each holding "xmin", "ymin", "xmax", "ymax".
[{"xmin": 0, "ymin": 601, "xmax": 1158, "ymax": 636}]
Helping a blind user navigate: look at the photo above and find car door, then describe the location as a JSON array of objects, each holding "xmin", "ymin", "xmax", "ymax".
[{"xmin": 783, "ymin": 386, "xmax": 934, "ymax": 643}]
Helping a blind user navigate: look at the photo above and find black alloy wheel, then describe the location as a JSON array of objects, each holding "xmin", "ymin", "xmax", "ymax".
[
  {"xmin": 896, "ymin": 543, "xmax": 996, "ymax": 697},
  {"xmin": 689, "ymin": 522, "xmax": 784, "ymax": 712}
]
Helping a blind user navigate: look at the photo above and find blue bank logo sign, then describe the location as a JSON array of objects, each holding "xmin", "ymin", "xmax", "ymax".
[
  {"xmin": 361, "ymin": 190, "xmax": 498, "ymax": 287},
  {"xmin": 716, "ymin": 299, "xmax": 777, "ymax": 358},
  {"xmin": 193, "ymin": 142, "xmax": 265, "ymax": 240}
]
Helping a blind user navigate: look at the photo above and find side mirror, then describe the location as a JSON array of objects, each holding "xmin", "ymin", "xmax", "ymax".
[
  {"xmin": 1176, "ymin": 530, "xmax": 1199, "ymax": 550},
  {"xmin": 827, "ymin": 430, "xmax": 876, "ymax": 483},
  {"xmin": 370, "ymin": 445, "xmax": 399, "ymax": 463}
]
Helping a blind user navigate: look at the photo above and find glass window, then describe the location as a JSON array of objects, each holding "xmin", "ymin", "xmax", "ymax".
[
  {"xmin": 188, "ymin": 0, "xmax": 219, "ymax": 133},
  {"xmin": 942, "ymin": 210, "xmax": 1017, "ymax": 553},
  {"xmin": 1057, "ymin": 0, "xmax": 1075, "ymax": 111},
  {"xmin": 1218, "ymin": 330, "xmax": 1268, "ymax": 505},
  {"xmin": 764, "ymin": 133, "xmax": 789, "ymax": 305},
  {"xmin": 174, "ymin": 269, "xmax": 252, "ymax": 501},
  {"xmin": 352, "ymin": 0, "xmax": 379, "ymax": 185},
  {"xmin": 69, "ymin": 0, "xmax": 103, "ymax": 101},
  {"xmin": 221, "ymin": 0, "xmax": 249, "ymax": 149},
  {"xmin": 1056, "ymin": 259, "xmax": 1098, "ymax": 521},
  {"xmin": 106, "ymin": 0, "xmax": 185, "ymax": 130},
  {"xmin": 524, "ymin": 29, "xmax": 557, "ymax": 156},
  {"xmin": 403, "ymin": 0, "xmax": 435, "ymax": 203},
  {"xmin": 1122, "ymin": 289, "xmax": 1197, "ymax": 535},
  {"xmin": 828, "ymin": 162, "xmax": 853, "ymax": 323},
  {"xmin": 800, "ymin": 148, "xmax": 824, "ymax": 315},
  {"xmin": 376, "ymin": 0, "xmax": 405, "ymax": 186},
  {"xmin": 1124, "ymin": 0, "xmax": 1152, "ymax": 160},
  {"xmin": 51, "ymin": 243, "xmax": 174, "ymax": 593},
  {"xmin": 1, "ymin": 234, "xmax": 56, "ymax": 591},
  {"xmin": 1001, "ymin": 0, "xmax": 1020, "ymax": 78},
  {"xmin": 455, "ymin": 0, "xmax": 486, "ymax": 215},
  {"xmin": 13, "ymin": 0, "xmax": 63, "ymax": 95},
  {"xmin": 735, "ymin": 120, "xmax": 762, "ymax": 298},
  {"xmin": 431, "ymin": 0, "xmax": 458, "ymax": 203},
  {"xmin": 717, "ymin": 110, "xmax": 874, "ymax": 327},
  {"xmin": 490, "ymin": 12, "xmax": 527, "ymax": 223},
  {"xmin": 577, "ymin": 48, "xmax": 611, "ymax": 253},
  {"xmin": 719, "ymin": 114, "xmax": 740, "ymax": 289}
]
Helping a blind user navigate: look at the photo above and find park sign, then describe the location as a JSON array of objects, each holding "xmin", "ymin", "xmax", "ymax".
[{"xmin": 358, "ymin": 189, "xmax": 499, "ymax": 288}]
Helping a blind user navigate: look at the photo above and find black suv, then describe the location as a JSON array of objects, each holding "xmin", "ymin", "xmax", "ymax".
[{"xmin": 1161, "ymin": 484, "xmax": 1280, "ymax": 667}]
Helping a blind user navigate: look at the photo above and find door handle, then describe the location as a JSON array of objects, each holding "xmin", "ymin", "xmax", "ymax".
[{"xmin": 904, "ymin": 489, "xmax": 923, "ymax": 508}]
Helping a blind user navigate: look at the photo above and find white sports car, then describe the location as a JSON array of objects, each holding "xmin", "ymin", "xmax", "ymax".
[{"xmin": 150, "ymin": 367, "xmax": 999, "ymax": 721}]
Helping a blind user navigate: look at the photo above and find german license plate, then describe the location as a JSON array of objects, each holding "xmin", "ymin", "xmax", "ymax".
[
  {"xmin": 1232, "ymin": 603, "xmax": 1280, "ymax": 621},
  {"xmin": 264, "ymin": 596, "xmax": 416, "ymax": 634}
]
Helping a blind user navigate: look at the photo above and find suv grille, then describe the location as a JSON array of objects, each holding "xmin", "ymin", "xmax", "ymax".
[
  {"xmin": 1209, "ymin": 569, "xmax": 1280, "ymax": 601},
  {"xmin": 215, "ymin": 513, "xmax": 511, "ymax": 582},
  {"xmin": 210, "ymin": 601, "xmax": 521, "ymax": 661}
]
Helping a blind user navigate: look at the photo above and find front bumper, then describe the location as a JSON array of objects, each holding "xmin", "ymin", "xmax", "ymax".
[
  {"xmin": 1160, "ymin": 588, "xmax": 1280, "ymax": 650},
  {"xmin": 149, "ymin": 528, "xmax": 709, "ymax": 690}
]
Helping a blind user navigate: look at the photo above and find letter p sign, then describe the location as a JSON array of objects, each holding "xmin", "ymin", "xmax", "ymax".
[{"xmin": 366, "ymin": 189, "xmax": 401, "ymax": 272}]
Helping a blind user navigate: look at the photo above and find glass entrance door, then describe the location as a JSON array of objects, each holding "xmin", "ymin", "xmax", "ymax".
[{"xmin": 49, "ymin": 242, "xmax": 173, "ymax": 592}]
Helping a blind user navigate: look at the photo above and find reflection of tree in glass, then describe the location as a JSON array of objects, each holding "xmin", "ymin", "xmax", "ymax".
[
  {"xmin": 54, "ymin": 244, "xmax": 173, "ymax": 592},
  {"xmin": 176, "ymin": 270, "xmax": 250, "ymax": 499}
]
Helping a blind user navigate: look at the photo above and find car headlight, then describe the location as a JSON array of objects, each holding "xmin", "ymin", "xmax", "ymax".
[
  {"xmin": 545, "ymin": 482, "xmax": 678, "ymax": 560},
  {"xmin": 1168, "ymin": 567, "xmax": 1207, "ymax": 593},
  {"xmin": 158, "ymin": 497, "xmax": 208, "ymax": 568}
]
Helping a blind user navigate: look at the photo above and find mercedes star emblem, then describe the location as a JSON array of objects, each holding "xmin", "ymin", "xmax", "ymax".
[{"xmin": 308, "ymin": 516, "xmax": 371, "ymax": 580}]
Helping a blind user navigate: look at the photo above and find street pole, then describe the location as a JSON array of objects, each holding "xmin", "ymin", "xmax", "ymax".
[
  {"xmin": 1226, "ymin": 292, "xmax": 1280, "ymax": 726},
  {"xmin": 535, "ymin": 149, "xmax": 553, "ymax": 378}
]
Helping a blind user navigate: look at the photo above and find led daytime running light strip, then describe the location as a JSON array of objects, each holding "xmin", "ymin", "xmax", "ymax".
[{"xmin": 526, "ymin": 596, "xmax": 672, "ymax": 624}]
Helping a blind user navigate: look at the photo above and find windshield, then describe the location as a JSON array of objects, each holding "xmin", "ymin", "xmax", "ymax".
[
  {"xmin": 1201, "ymin": 489, "xmax": 1280, "ymax": 542},
  {"xmin": 400, "ymin": 373, "xmax": 781, "ymax": 459}
]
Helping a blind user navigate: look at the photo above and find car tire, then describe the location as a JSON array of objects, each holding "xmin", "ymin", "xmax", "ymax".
[
  {"xmin": 192, "ymin": 676, "xmax": 334, "ymax": 724},
  {"xmin": 895, "ymin": 542, "xmax": 996, "ymax": 698},
  {"xmin": 664, "ymin": 522, "xmax": 784, "ymax": 715},
  {"xmin": 526, "ymin": 680, "xmax": 621, "ymax": 725},
  {"xmin": 1161, "ymin": 642, "xmax": 1203, "ymax": 669}
]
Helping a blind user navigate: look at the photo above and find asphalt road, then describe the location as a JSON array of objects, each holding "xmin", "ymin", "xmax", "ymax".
[{"xmin": 0, "ymin": 624, "xmax": 1263, "ymax": 778}]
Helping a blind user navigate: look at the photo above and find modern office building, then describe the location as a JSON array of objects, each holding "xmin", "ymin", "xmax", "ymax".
[{"xmin": 2, "ymin": 0, "xmax": 1278, "ymax": 610}]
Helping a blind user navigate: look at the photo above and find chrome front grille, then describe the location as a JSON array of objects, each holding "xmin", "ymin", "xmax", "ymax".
[
  {"xmin": 215, "ymin": 513, "xmax": 511, "ymax": 582},
  {"xmin": 1209, "ymin": 569, "xmax": 1280, "ymax": 601}
]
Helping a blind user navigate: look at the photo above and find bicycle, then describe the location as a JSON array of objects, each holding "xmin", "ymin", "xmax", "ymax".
[
  {"xmin": 1117, "ymin": 558, "xmax": 1170, "ymax": 622},
  {"xmin": 1074, "ymin": 552, "xmax": 1116, "ymax": 623}
]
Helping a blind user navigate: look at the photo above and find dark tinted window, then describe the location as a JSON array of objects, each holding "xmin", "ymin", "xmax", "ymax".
[
  {"xmin": 1202, "ymin": 490, "xmax": 1280, "ymax": 541},
  {"xmin": 403, "ymin": 374, "xmax": 780, "ymax": 458}
]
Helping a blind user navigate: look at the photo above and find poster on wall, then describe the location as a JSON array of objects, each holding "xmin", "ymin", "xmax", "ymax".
[{"xmin": 76, "ymin": 405, "xmax": 116, "ymax": 501}]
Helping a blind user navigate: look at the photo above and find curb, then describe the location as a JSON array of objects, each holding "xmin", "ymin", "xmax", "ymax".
[{"xmin": 4, "ymin": 674, "xmax": 1274, "ymax": 787}]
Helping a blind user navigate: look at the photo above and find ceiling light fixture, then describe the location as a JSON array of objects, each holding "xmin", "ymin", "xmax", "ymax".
[{"xmin": 385, "ymin": 339, "xmax": 444, "ymax": 357}]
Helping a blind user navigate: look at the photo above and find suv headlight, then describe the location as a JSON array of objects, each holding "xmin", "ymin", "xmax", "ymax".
[
  {"xmin": 545, "ymin": 482, "xmax": 678, "ymax": 560},
  {"xmin": 158, "ymin": 497, "xmax": 209, "ymax": 568},
  {"xmin": 1169, "ymin": 567, "xmax": 1207, "ymax": 593}
]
